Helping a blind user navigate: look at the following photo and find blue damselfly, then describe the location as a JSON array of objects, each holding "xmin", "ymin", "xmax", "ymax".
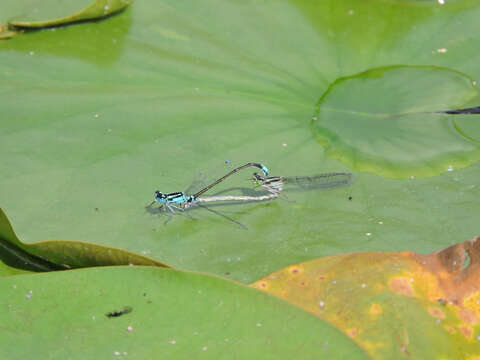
[{"xmin": 151, "ymin": 162, "xmax": 269, "ymax": 212}]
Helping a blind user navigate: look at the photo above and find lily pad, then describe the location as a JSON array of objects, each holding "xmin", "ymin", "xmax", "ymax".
[
  {"xmin": 0, "ymin": 0, "xmax": 131, "ymax": 39},
  {"xmin": 0, "ymin": 0, "xmax": 480, "ymax": 284},
  {"xmin": 312, "ymin": 65, "xmax": 480, "ymax": 178},
  {"xmin": 0, "ymin": 207, "xmax": 169, "ymax": 276},
  {"xmin": 252, "ymin": 236, "xmax": 480, "ymax": 359},
  {"xmin": 0, "ymin": 266, "xmax": 368, "ymax": 359}
]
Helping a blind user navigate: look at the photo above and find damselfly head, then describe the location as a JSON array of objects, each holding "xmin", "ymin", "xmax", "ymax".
[{"xmin": 154, "ymin": 191, "xmax": 167, "ymax": 203}]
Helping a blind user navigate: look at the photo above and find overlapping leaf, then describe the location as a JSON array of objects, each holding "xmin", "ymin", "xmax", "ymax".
[
  {"xmin": 252, "ymin": 237, "xmax": 480, "ymax": 359},
  {"xmin": 0, "ymin": 0, "xmax": 130, "ymax": 39},
  {"xmin": 0, "ymin": 207, "xmax": 169, "ymax": 276}
]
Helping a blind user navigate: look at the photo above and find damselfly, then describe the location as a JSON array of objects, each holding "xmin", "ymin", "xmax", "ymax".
[
  {"xmin": 252, "ymin": 172, "xmax": 353, "ymax": 194},
  {"xmin": 151, "ymin": 162, "xmax": 269, "ymax": 212}
]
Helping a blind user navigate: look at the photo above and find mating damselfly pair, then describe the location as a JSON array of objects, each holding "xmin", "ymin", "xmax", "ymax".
[{"xmin": 150, "ymin": 162, "xmax": 353, "ymax": 213}]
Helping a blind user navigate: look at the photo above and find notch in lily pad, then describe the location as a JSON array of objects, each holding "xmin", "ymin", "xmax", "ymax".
[
  {"xmin": 0, "ymin": 0, "xmax": 131, "ymax": 40},
  {"xmin": 439, "ymin": 105, "xmax": 480, "ymax": 115}
]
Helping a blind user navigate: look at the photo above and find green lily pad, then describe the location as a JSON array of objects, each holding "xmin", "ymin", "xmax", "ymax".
[
  {"xmin": 0, "ymin": 266, "xmax": 368, "ymax": 359},
  {"xmin": 0, "ymin": 207, "xmax": 169, "ymax": 276},
  {"xmin": 0, "ymin": 0, "xmax": 480, "ymax": 284},
  {"xmin": 252, "ymin": 236, "xmax": 480, "ymax": 359},
  {"xmin": 0, "ymin": 0, "xmax": 131, "ymax": 39},
  {"xmin": 312, "ymin": 65, "xmax": 480, "ymax": 178}
]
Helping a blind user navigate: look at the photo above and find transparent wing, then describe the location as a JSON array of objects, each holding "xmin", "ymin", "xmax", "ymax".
[
  {"xmin": 184, "ymin": 174, "xmax": 208, "ymax": 196},
  {"xmin": 282, "ymin": 172, "xmax": 353, "ymax": 189},
  {"xmin": 183, "ymin": 161, "xmax": 234, "ymax": 195}
]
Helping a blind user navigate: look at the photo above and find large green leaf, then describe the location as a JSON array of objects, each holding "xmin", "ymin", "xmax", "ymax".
[
  {"xmin": 0, "ymin": 266, "xmax": 368, "ymax": 359},
  {"xmin": 0, "ymin": 0, "xmax": 479, "ymax": 284}
]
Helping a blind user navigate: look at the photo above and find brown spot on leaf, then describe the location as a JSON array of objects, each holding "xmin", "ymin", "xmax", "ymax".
[
  {"xmin": 317, "ymin": 275, "xmax": 327, "ymax": 280},
  {"xmin": 458, "ymin": 308, "xmax": 478, "ymax": 325},
  {"xmin": 437, "ymin": 298, "xmax": 447, "ymax": 306},
  {"xmin": 257, "ymin": 281, "xmax": 267, "ymax": 289},
  {"xmin": 288, "ymin": 266, "xmax": 303, "ymax": 275},
  {"xmin": 389, "ymin": 277, "xmax": 415, "ymax": 297},
  {"xmin": 370, "ymin": 303, "xmax": 382, "ymax": 315},
  {"xmin": 443, "ymin": 325, "xmax": 456, "ymax": 334},
  {"xmin": 428, "ymin": 307, "xmax": 445, "ymax": 319},
  {"xmin": 416, "ymin": 236, "xmax": 480, "ymax": 303},
  {"xmin": 457, "ymin": 324, "xmax": 472, "ymax": 338},
  {"xmin": 346, "ymin": 328, "xmax": 359, "ymax": 338}
]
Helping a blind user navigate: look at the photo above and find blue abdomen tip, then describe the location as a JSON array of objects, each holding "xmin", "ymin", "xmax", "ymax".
[{"xmin": 261, "ymin": 164, "xmax": 269, "ymax": 176}]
